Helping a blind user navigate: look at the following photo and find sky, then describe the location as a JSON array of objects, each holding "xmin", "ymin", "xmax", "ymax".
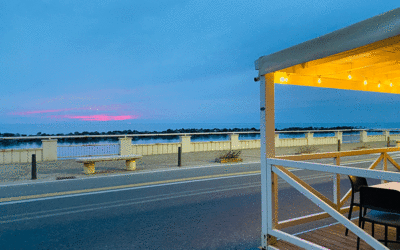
[{"xmin": 1, "ymin": 1, "xmax": 400, "ymax": 134}]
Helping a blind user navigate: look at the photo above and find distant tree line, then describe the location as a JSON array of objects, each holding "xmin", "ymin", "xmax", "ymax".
[
  {"xmin": 0, "ymin": 126, "xmax": 361, "ymax": 147},
  {"xmin": 275, "ymin": 126, "xmax": 360, "ymax": 131},
  {"xmin": 275, "ymin": 126, "xmax": 363, "ymax": 135},
  {"xmin": 0, "ymin": 127, "xmax": 259, "ymax": 147}
]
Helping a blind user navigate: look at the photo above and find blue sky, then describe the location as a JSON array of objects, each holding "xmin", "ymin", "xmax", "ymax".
[{"xmin": 1, "ymin": 1, "xmax": 400, "ymax": 133}]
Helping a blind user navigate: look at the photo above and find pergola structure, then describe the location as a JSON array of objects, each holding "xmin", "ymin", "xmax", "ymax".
[{"xmin": 255, "ymin": 8, "xmax": 400, "ymax": 249}]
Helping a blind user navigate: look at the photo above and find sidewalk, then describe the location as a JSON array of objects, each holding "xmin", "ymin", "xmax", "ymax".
[{"xmin": 0, "ymin": 141, "xmax": 391, "ymax": 183}]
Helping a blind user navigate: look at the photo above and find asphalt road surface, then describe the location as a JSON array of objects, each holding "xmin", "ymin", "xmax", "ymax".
[{"xmin": 0, "ymin": 152, "xmax": 397, "ymax": 249}]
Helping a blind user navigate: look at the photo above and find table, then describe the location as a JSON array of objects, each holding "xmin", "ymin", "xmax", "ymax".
[{"xmin": 372, "ymin": 182, "xmax": 400, "ymax": 192}]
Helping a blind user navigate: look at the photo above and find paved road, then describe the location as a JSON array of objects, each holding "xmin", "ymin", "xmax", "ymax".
[{"xmin": 0, "ymin": 151, "xmax": 398, "ymax": 249}]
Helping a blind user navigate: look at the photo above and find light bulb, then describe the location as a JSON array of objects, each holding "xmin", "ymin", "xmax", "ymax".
[
  {"xmin": 364, "ymin": 80, "xmax": 367, "ymax": 85},
  {"xmin": 318, "ymin": 78, "xmax": 321, "ymax": 84},
  {"xmin": 280, "ymin": 77, "xmax": 285, "ymax": 82},
  {"xmin": 390, "ymin": 82, "xmax": 393, "ymax": 87},
  {"xmin": 378, "ymin": 83, "xmax": 381, "ymax": 88},
  {"xmin": 285, "ymin": 78, "xmax": 288, "ymax": 82},
  {"xmin": 348, "ymin": 74, "xmax": 352, "ymax": 79}
]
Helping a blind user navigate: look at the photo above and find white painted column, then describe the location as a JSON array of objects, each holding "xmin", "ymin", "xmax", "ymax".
[
  {"xmin": 384, "ymin": 130, "xmax": 390, "ymax": 141},
  {"xmin": 119, "ymin": 137, "xmax": 132, "ymax": 155},
  {"xmin": 180, "ymin": 136, "xmax": 191, "ymax": 153},
  {"xmin": 335, "ymin": 131, "xmax": 343, "ymax": 142},
  {"xmin": 42, "ymin": 139, "xmax": 57, "ymax": 161},
  {"xmin": 305, "ymin": 132, "xmax": 314, "ymax": 145},
  {"xmin": 360, "ymin": 130, "xmax": 368, "ymax": 142},
  {"xmin": 229, "ymin": 133, "xmax": 240, "ymax": 150},
  {"xmin": 275, "ymin": 134, "xmax": 280, "ymax": 147},
  {"xmin": 260, "ymin": 73, "xmax": 277, "ymax": 248}
]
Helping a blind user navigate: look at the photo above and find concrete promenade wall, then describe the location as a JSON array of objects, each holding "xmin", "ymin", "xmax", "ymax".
[
  {"xmin": 1, "ymin": 131, "xmax": 400, "ymax": 163},
  {"xmin": 0, "ymin": 139, "xmax": 57, "ymax": 164},
  {"xmin": 0, "ymin": 148, "xmax": 43, "ymax": 164},
  {"xmin": 122, "ymin": 131, "xmax": 397, "ymax": 156}
]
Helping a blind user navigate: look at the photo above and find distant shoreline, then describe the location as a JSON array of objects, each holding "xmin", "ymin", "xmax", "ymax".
[
  {"xmin": 0, "ymin": 125, "xmax": 364, "ymax": 138},
  {"xmin": 0, "ymin": 125, "xmax": 366, "ymax": 148}
]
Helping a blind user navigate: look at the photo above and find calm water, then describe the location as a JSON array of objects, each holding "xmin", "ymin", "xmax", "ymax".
[{"xmin": 2, "ymin": 122, "xmax": 400, "ymax": 149}]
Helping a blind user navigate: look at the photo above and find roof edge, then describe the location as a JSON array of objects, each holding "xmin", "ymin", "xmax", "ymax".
[{"xmin": 255, "ymin": 8, "xmax": 400, "ymax": 76}]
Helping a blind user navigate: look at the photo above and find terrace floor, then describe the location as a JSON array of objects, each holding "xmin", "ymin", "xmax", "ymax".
[{"xmin": 275, "ymin": 220, "xmax": 400, "ymax": 249}]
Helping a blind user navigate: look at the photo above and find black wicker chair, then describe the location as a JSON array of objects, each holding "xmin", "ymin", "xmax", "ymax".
[
  {"xmin": 346, "ymin": 175, "xmax": 368, "ymax": 236},
  {"xmin": 357, "ymin": 186, "xmax": 400, "ymax": 249}
]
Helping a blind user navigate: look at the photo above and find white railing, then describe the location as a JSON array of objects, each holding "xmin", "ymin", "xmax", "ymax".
[
  {"xmin": 342, "ymin": 133, "xmax": 360, "ymax": 143},
  {"xmin": 1, "ymin": 129, "xmax": 400, "ymax": 164},
  {"xmin": 0, "ymin": 128, "xmax": 397, "ymax": 141},
  {"xmin": 57, "ymin": 143, "xmax": 120, "ymax": 159},
  {"xmin": 261, "ymin": 148, "xmax": 400, "ymax": 249},
  {"xmin": 0, "ymin": 131, "xmax": 259, "ymax": 140}
]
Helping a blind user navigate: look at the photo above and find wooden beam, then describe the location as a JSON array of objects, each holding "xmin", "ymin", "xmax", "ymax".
[
  {"xmin": 260, "ymin": 73, "xmax": 277, "ymax": 247},
  {"xmin": 282, "ymin": 51, "xmax": 400, "ymax": 80},
  {"xmin": 272, "ymin": 165, "xmax": 385, "ymax": 250},
  {"xmin": 368, "ymin": 153, "xmax": 384, "ymax": 170},
  {"xmin": 274, "ymin": 72, "xmax": 400, "ymax": 94},
  {"xmin": 281, "ymin": 34, "xmax": 400, "ymax": 74},
  {"xmin": 333, "ymin": 157, "xmax": 341, "ymax": 209},
  {"xmin": 275, "ymin": 165, "xmax": 335, "ymax": 208},
  {"xmin": 383, "ymin": 153, "xmax": 388, "ymax": 184},
  {"xmin": 386, "ymin": 153, "xmax": 400, "ymax": 171},
  {"xmin": 279, "ymin": 147, "xmax": 400, "ymax": 161},
  {"xmin": 340, "ymin": 153, "xmax": 384, "ymax": 207},
  {"xmin": 277, "ymin": 207, "xmax": 354, "ymax": 229},
  {"xmin": 273, "ymin": 172, "xmax": 278, "ymax": 228},
  {"xmin": 340, "ymin": 189, "xmax": 353, "ymax": 208},
  {"xmin": 269, "ymin": 158, "xmax": 400, "ymax": 182}
]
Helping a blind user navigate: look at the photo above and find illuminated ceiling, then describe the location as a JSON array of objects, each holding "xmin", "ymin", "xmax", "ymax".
[{"xmin": 255, "ymin": 8, "xmax": 400, "ymax": 94}]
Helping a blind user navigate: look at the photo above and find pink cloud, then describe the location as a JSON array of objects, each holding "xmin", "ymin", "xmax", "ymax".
[
  {"xmin": 10, "ymin": 105, "xmax": 144, "ymax": 121},
  {"xmin": 62, "ymin": 114, "xmax": 138, "ymax": 121}
]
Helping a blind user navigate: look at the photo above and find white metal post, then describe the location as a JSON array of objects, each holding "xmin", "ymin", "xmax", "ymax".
[
  {"xmin": 260, "ymin": 73, "xmax": 276, "ymax": 248},
  {"xmin": 260, "ymin": 75, "xmax": 268, "ymax": 248},
  {"xmin": 333, "ymin": 157, "xmax": 340, "ymax": 209}
]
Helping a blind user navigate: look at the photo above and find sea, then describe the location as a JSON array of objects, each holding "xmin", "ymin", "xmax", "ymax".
[{"xmin": 1, "ymin": 121, "xmax": 400, "ymax": 150}]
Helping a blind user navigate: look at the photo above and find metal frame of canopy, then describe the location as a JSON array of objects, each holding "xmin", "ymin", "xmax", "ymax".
[{"xmin": 255, "ymin": 8, "xmax": 400, "ymax": 249}]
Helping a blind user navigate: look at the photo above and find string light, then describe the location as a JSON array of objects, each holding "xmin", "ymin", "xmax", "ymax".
[
  {"xmin": 348, "ymin": 72, "xmax": 352, "ymax": 79},
  {"xmin": 378, "ymin": 83, "xmax": 381, "ymax": 88},
  {"xmin": 317, "ymin": 76, "xmax": 321, "ymax": 84},
  {"xmin": 390, "ymin": 82, "xmax": 393, "ymax": 87},
  {"xmin": 364, "ymin": 80, "xmax": 367, "ymax": 85}
]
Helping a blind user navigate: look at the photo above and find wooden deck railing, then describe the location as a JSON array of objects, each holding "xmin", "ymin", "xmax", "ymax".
[{"xmin": 262, "ymin": 147, "xmax": 400, "ymax": 249}]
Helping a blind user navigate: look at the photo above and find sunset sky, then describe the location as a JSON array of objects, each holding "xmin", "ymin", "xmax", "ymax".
[{"xmin": 1, "ymin": 1, "xmax": 400, "ymax": 133}]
